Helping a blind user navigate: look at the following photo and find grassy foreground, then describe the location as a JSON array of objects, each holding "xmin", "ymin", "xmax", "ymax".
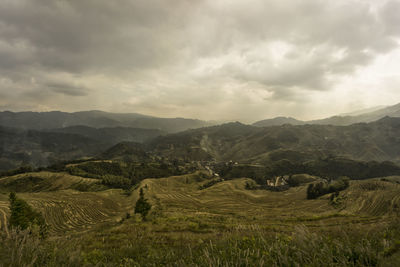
[{"xmin": 1, "ymin": 172, "xmax": 400, "ymax": 266}]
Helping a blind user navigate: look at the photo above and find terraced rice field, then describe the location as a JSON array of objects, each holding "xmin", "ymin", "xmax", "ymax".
[
  {"xmin": 0, "ymin": 171, "xmax": 100, "ymax": 192},
  {"xmin": 143, "ymin": 175, "xmax": 331, "ymax": 218},
  {"xmin": 0, "ymin": 190, "xmax": 133, "ymax": 235},
  {"xmin": 140, "ymin": 174, "xmax": 400, "ymax": 229},
  {"xmin": 0, "ymin": 171, "xmax": 135, "ymax": 235},
  {"xmin": 342, "ymin": 179, "xmax": 400, "ymax": 216},
  {"xmin": 1, "ymin": 171, "xmax": 400, "ymax": 236},
  {"xmin": 19, "ymin": 190, "xmax": 131, "ymax": 234}
]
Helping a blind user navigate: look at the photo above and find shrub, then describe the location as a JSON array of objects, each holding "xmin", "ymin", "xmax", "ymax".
[
  {"xmin": 245, "ymin": 180, "xmax": 259, "ymax": 190},
  {"xmin": 198, "ymin": 178, "xmax": 224, "ymax": 190}
]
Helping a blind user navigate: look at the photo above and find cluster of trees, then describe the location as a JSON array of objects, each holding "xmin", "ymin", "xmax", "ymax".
[
  {"xmin": 216, "ymin": 157, "xmax": 400, "ymax": 187},
  {"xmin": 304, "ymin": 158, "xmax": 400, "ymax": 180},
  {"xmin": 307, "ymin": 177, "xmax": 350, "ymax": 199},
  {"xmin": 0, "ymin": 165, "xmax": 34, "ymax": 178},
  {"xmin": 286, "ymin": 175, "xmax": 315, "ymax": 187},
  {"xmin": 8, "ymin": 192, "xmax": 48, "ymax": 238},
  {"xmin": 101, "ymin": 175, "xmax": 131, "ymax": 190},
  {"xmin": 66, "ymin": 161, "xmax": 184, "ymax": 189},
  {"xmin": 214, "ymin": 163, "xmax": 265, "ymax": 182},
  {"xmin": 198, "ymin": 178, "xmax": 224, "ymax": 190},
  {"xmin": 67, "ymin": 162, "xmax": 124, "ymax": 178},
  {"xmin": 0, "ymin": 158, "xmax": 194, "ymax": 191},
  {"xmin": 215, "ymin": 160, "xmax": 312, "ymax": 185}
]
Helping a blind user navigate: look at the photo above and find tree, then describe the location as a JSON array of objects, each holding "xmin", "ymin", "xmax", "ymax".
[
  {"xmin": 8, "ymin": 192, "xmax": 48, "ymax": 238},
  {"xmin": 306, "ymin": 183, "xmax": 316, "ymax": 199},
  {"xmin": 134, "ymin": 188, "xmax": 151, "ymax": 220},
  {"xmin": 306, "ymin": 182, "xmax": 325, "ymax": 199}
]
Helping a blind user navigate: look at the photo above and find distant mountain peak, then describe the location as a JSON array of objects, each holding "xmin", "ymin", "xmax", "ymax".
[
  {"xmin": 252, "ymin": 116, "xmax": 305, "ymax": 127},
  {"xmin": 253, "ymin": 102, "xmax": 400, "ymax": 127}
]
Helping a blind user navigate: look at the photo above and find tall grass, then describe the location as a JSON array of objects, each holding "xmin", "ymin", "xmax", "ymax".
[
  {"xmin": 0, "ymin": 228, "xmax": 41, "ymax": 267},
  {"xmin": 1, "ymin": 220, "xmax": 399, "ymax": 266},
  {"xmin": 177, "ymin": 225, "xmax": 381, "ymax": 267},
  {"xmin": 0, "ymin": 227, "xmax": 82, "ymax": 267}
]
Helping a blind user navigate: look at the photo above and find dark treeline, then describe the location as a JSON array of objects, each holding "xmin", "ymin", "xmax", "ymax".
[
  {"xmin": 306, "ymin": 177, "xmax": 350, "ymax": 199},
  {"xmin": 216, "ymin": 157, "xmax": 400, "ymax": 185},
  {"xmin": 0, "ymin": 157, "xmax": 201, "ymax": 190},
  {"xmin": 198, "ymin": 178, "xmax": 224, "ymax": 190},
  {"xmin": 0, "ymin": 159, "xmax": 96, "ymax": 178},
  {"xmin": 64, "ymin": 161, "xmax": 185, "ymax": 189},
  {"xmin": 3, "ymin": 156, "xmax": 400, "ymax": 191},
  {"xmin": 0, "ymin": 165, "xmax": 35, "ymax": 178}
]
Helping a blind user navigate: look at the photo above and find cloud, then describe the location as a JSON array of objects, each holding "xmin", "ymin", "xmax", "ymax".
[
  {"xmin": 188, "ymin": 0, "xmax": 400, "ymax": 96},
  {"xmin": 46, "ymin": 82, "xmax": 89, "ymax": 97},
  {"xmin": 0, "ymin": 0, "xmax": 399, "ymax": 121}
]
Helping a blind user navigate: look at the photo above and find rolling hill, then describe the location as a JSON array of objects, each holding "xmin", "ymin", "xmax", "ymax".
[
  {"xmin": 0, "ymin": 125, "xmax": 164, "ymax": 172},
  {"xmin": 4, "ymin": 115, "xmax": 400, "ymax": 173},
  {"xmin": 0, "ymin": 126, "xmax": 104, "ymax": 171},
  {"xmin": 46, "ymin": 125, "xmax": 164, "ymax": 144},
  {"xmin": 147, "ymin": 117, "xmax": 400, "ymax": 164}
]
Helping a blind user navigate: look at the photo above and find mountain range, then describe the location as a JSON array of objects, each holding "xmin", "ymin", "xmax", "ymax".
[
  {"xmin": 0, "ymin": 110, "xmax": 211, "ymax": 133},
  {"xmin": 147, "ymin": 117, "xmax": 400, "ymax": 165},
  {"xmin": 253, "ymin": 102, "xmax": 400, "ymax": 127},
  {"xmin": 2, "ymin": 104, "xmax": 400, "ymax": 171},
  {"xmin": 2, "ymin": 102, "xmax": 400, "ymax": 131}
]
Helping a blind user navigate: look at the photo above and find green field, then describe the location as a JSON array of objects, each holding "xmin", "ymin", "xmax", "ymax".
[{"xmin": 1, "ymin": 171, "xmax": 400, "ymax": 266}]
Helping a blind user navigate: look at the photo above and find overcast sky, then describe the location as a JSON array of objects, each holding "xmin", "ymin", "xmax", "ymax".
[{"xmin": 1, "ymin": 0, "xmax": 400, "ymax": 123}]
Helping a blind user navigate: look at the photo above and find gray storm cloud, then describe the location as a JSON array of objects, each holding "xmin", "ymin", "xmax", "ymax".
[{"xmin": 0, "ymin": 0, "xmax": 399, "ymax": 121}]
